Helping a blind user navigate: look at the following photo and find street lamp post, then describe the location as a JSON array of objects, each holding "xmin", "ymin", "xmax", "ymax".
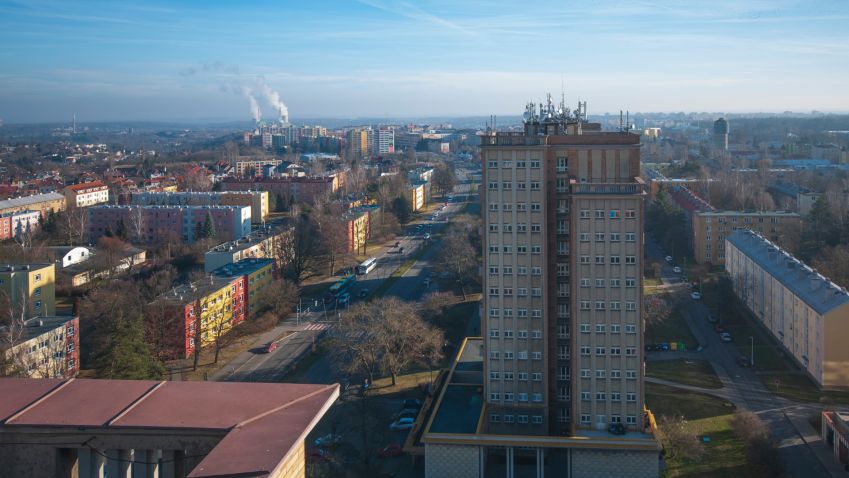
[{"xmin": 750, "ymin": 336, "xmax": 755, "ymax": 368}]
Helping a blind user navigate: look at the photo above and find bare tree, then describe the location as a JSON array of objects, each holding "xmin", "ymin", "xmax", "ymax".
[
  {"xmin": 61, "ymin": 207, "xmax": 88, "ymax": 245},
  {"xmin": 435, "ymin": 228, "xmax": 478, "ymax": 300},
  {"xmin": 731, "ymin": 411, "xmax": 782, "ymax": 477},
  {"xmin": 655, "ymin": 415, "xmax": 705, "ymax": 461}
]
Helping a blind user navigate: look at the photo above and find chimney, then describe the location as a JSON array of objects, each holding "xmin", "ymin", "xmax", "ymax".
[{"xmin": 810, "ymin": 275, "xmax": 821, "ymax": 291}]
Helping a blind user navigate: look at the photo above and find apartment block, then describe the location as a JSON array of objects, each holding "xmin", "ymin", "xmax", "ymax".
[
  {"xmin": 0, "ymin": 210, "xmax": 40, "ymax": 240},
  {"xmin": 146, "ymin": 275, "xmax": 245, "ymax": 359},
  {"xmin": 0, "ymin": 192, "xmax": 65, "ymax": 219},
  {"xmin": 212, "ymin": 258, "xmax": 274, "ymax": 318},
  {"xmin": 374, "ymin": 126, "xmax": 395, "ymax": 155},
  {"xmin": 726, "ymin": 230, "xmax": 849, "ymax": 388},
  {"xmin": 234, "ymin": 158, "xmax": 282, "ymax": 177},
  {"xmin": 131, "ymin": 190, "xmax": 269, "ymax": 223},
  {"xmin": 0, "ymin": 263, "xmax": 56, "ymax": 317},
  {"xmin": 342, "ymin": 208, "xmax": 370, "ymax": 254},
  {"xmin": 63, "ymin": 181, "xmax": 109, "ymax": 208},
  {"xmin": 221, "ymin": 174, "xmax": 341, "ymax": 205},
  {"xmin": 410, "ymin": 181, "xmax": 427, "ymax": 212},
  {"xmin": 87, "ymin": 205, "xmax": 251, "ymax": 244},
  {"xmin": 693, "ymin": 210, "xmax": 801, "ymax": 265},
  {"xmin": 1, "ymin": 315, "xmax": 79, "ymax": 378},
  {"xmin": 204, "ymin": 220, "xmax": 294, "ymax": 272},
  {"xmin": 422, "ymin": 99, "xmax": 658, "ymax": 478}
]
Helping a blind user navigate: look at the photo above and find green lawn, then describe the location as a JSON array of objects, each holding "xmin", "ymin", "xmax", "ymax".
[
  {"xmin": 646, "ymin": 383, "xmax": 734, "ymax": 421},
  {"xmin": 646, "ymin": 309, "xmax": 699, "ymax": 350},
  {"xmin": 646, "ymin": 359, "xmax": 723, "ymax": 389},
  {"xmin": 647, "ymin": 384, "xmax": 751, "ymax": 477},
  {"xmin": 662, "ymin": 415, "xmax": 752, "ymax": 478},
  {"xmin": 759, "ymin": 372, "xmax": 849, "ymax": 404}
]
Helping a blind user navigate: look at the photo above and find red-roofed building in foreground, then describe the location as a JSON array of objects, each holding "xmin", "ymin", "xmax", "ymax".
[{"xmin": 0, "ymin": 378, "xmax": 338, "ymax": 478}]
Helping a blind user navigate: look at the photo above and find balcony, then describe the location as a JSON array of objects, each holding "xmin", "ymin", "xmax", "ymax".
[{"xmin": 569, "ymin": 177, "xmax": 645, "ymax": 195}]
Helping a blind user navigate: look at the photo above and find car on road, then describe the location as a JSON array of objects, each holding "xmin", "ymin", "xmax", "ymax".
[
  {"xmin": 263, "ymin": 341, "xmax": 278, "ymax": 353},
  {"xmin": 736, "ymin": 356, "xmax": 752, "ymax": 367},
  {"xmin": 314, "ymin": 434, "xmax": 343, "ymax": 448},
  {"xmin": 389, "ymin": 417, "xmax": 415, "ymax": 430},
  {"xmin": 706, "ymin": 314, "xmax": 718, "ymax": 323},
  {"xmin": 337, "ymin": 293, "xmax": 350, "ymax": 306},
  {"xmin": 719, "ymin": 332, "xmax": 733, "ymax": 342},
  {"xmin": 672, "ymin": 266, "xmax": 682, "ymax": 274},
  {"xmin": 608, "ymin": 423, "xmax": 627, "ymax": 435},
  {"xmin": 378, "ymin": 443, "xmax": 404, "ymax": 458},
  {"xmin": 714, "ymin": 324, "xmax": 725, "ymax": 333},
  {"xmin": 423, "ymin": 233, "xmax": 431, "ymax": 240},
  {"xmin": 665, "ymin": 256, "xmax": 673, "ymax": 263},
  {"xmin": 402, "ymin": 398, "xmax": 422, "ymax": 409},
  {"xmin": 359, "ymin": 289, "xmax": 369, "ymax": 298},
  {"xmin": 691, "ymin": 291, "xmax": 702, "ymax": 300},
  {"xmin": 394, "ymin": 241, "xmax": 401, "ymax": 247}
]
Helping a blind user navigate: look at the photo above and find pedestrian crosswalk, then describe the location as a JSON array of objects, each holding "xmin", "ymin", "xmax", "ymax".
[{"xmin": 303, "ymin": 322, "xmax": 330, "ymax": 331}]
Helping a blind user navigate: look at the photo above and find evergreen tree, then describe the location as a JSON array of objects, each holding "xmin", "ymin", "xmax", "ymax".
[
  {"xmin": 392, "ymin": 196, "xmax": 412, "ymax": 224},
  {"xmin": 202, "ymin": 212, "xmax": 217, "ymax": 239},
  {"xmin": 93, "ymin": 314, "xmax": 165, "ymax": 380},
  {"xmin": 116, "ymin": 219, "xmax": 128, "ymax": 239},
  {"xmin": 275, "ymin": 193, "xmax": 287, "ymax": 212},
  {"xmin": 800, "ymin": 197, "xmax": 838, "ymax": 261}
]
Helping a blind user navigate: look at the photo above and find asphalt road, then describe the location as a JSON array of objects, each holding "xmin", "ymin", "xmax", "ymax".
[{"xmin": 645, "ymin": 236, "xmax": 838, "ymax": 478}]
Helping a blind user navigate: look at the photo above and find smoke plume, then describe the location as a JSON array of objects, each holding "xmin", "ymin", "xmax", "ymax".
[
  {"xmin": 241, "ymin": 86, "xmax": 261, "ymax": 122},
  {"xmin": 258, "ymin": 78, "xmax": 289, "ymax": 123}
]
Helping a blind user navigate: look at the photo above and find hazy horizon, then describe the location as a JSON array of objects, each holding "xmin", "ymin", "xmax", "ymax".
[{"xmin": 1, "ymin": 0, "xmax": 848, "ymax": 123}]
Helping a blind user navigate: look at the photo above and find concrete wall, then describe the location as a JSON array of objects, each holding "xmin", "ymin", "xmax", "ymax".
[
  {"xmin": 425, "ymin": 444, "xmax": 481, "ymax": 478},
  {"xmin": 571, "ymin": 448, "xmax": 659, "ymax": 478}
]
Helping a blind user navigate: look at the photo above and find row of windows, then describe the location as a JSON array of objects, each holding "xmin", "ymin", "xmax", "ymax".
[
  {"xmin": 704, "ymin": 216, "xmax": 782, "ymax": 224},
  {"xmin": 579, "ymin": 278, "xmax": 637, "ymax": 288},
  {"xmin": 578, "ymin": 346, "xmax": 637, "ymax": 356},
  {"xmin": 489, "ymin": 288, "xmax": 545, "ymax": 297},
  {"xmin": 578, "ymin": 209, "xmax": 636, "ymax": 219},
  {"xmin": 489, "ymin": 414, "xmax": 544, "ymax": 425},
  {"xmin": 490, "ymin": 223, "xmax": 543, "ymax": 232},
  {"xmin": 488, "ymin": 308, "xmax": 543, "ymax": 318},
  {"xmin": 579, "ymin": 391, "xmax": 638, "ymax": 401},
  {"xmin": 489, "ymin": 203, "xmax": 541, "ymax": 211},
  {"xmin": 488, "ymin": 245, "xmax": 543, "ymax": 254},
  {"xmin": 580, "ymin": 415, "xmax": 637, "ymax": 425},
  {"xmin": 488, "ymin": 181, "xmax": 543, "ymax": 191},
  {"xmin": 483, "ymin": 347, "xmax": 543, "ymax": 361},
  {"xmin": 488, "ymin": 329, "xmax": 543, "ymax": 339},
  {"xmin": 486, "ymin": 160, "xmax": 541, "ymax": 169},
  {"xmin": 579, "ymin": 323, "xmax": 638, "ymax": 333},
  {"xmin": 486, "ymin": 367, "xmax": 543, "ymax": 382},
  {"xmin": 489, "ymin": 266, "xmax": 542, "ymax": 275},
  {"xmin": 578, "ymin": 255, "xmax": 637, "ymax": 264},
  {"xmin": 578, "ymin": 232, "xmax": 637, "ymax": 242},
  {"xmin": 579, "ymin": 369, "xmax": 638, "ymax": 379},
  {"xmin": 578, "ymin": 301, "xmax": 637, "ymax": 311},
  {"xmin": 489, "ymin": 392, "xmax": 544, "ymax": 402}
]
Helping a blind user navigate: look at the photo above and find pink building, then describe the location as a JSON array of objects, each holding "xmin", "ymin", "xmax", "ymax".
[{"xmin": 88, "ymin": 205, "xmax": 251, "ymax": 244}]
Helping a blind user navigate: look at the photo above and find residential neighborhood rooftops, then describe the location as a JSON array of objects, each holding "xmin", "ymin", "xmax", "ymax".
[
  {"xmin": 0, "ymin": 192, "xmax": 64, "ymax": 209},
  {"xmin": 17, "ymin": 316, "xmax": 76, "ymax": 342},
  {"xmin": 727, "ymin": 229, "xmax": 849, "ymax": 315},
  {"xmin": 212, "ymin": 258, "xmax": 273, "ymax": 279}
]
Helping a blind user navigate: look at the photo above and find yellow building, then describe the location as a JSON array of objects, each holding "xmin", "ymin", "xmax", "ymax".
[
  {"xmin": 213, "ymin": 258, "xmax": 274, "ymax": 318},
  {"xmin": 410, "ymin": 182, "xmax": 426, "ymax": 212},
  {"xmin": 692, "ymin": 210, "xmax": 801, "ymax": 266},
  {"xmin": 342, "ymin": 209, "xmax": 370, "ymax": 253},
  {"xmin": 727, "ymin": 230, "xmax": 849, "ymax": 389},
  {"xmin": 197, "ymin": 277, "xmax": 238, "ymax": 348},
  {"xmin": 0, "ymin": 264, "xmax": 56, "ymax": 317},
  {"xmin": 0, "ymin": 193, "xmax": 66, "ymax": 219},
  {"xmin": 221, "ymin": 190, "xmax": 269, "ymax": 223}
]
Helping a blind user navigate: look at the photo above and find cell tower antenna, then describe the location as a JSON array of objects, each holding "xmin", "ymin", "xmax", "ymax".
[
  {"xmin": 72, "ymin": 114, "xmax": 76, "ymax": 134},
  {"xmin": 620, "ymin": 110, "xmax": 624, "ymax": 131}
]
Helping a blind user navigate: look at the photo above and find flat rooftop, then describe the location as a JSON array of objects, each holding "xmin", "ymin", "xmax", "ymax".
[
  {"xmin": 212, "ymin": 258, "xmax": 274, "ymax": 279},
  {"xmin": 19, "ymin": 316, "xmax": 75, "ymax": 342},
  {"xmin": 0, "ymin": 378, "xmax": 338, "ymax": 478}
]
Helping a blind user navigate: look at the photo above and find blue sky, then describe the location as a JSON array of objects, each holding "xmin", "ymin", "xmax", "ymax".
[{"xmin": 1, "ymin": 0, "xmax": 848, "ymax": 122}]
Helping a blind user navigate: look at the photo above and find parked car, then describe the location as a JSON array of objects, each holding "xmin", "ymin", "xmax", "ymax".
[
  {"xmin": 644, "ymin": 344, "xmax": 655, "ymax": 352},
  {"xmin": 394, "ymin": 241, "xmax": 401, "ymax": 247},
  {"xmin": 665, "ymin": 256, "xmax": 673, "ymax": 263},
  {"xmin": 314, "ymin": 434, "xmax": 343, "ymax": 448},
  {"xmin": 337, "ymin": 293, "xmax": 350, "ymax": 306},
  {"xmin": 736, "ymin": 356, "xmax": 752, "ymax": 367},
  {"xmin": 714, "ymin": 324, "xmax": 725, "ymax": 333},
  {"xmin": 719, "ymin": 332, "xmax": 733, "ymax": 342},
  {"xmin": 358, "ymin": 289, "xmax": 369, "ymax": 298},
  {"xmin": 706, "ymin": 314, "xmax": 718, "ymax": 324},
  {"xmin": 377, "ymin": 443, "xmax": 404, "ymax": 458},
  {"xmin": 608, "ymin": 423, "xmax": 627, "ymax": 435},
  {"xmin": 672, "ymin": 266, "xmax": 682, "ymax": 274},
  {"xmin": 402, "ymin": 399, "xmax": 422, "ymax": 409},
  {"xmin": 691, "ymin": 291, "xmax": 702, "ymax": 300},
  {"xmin": 424, "ymin": 233, "xmax": 431, "ymax": 240},
  {"xmin": 263, "ymin": 341, "xmax": 278, "ymax": 353},
  {"xmin": 389, "ymin": 417, "xmax": 415, "ymax": 430}
]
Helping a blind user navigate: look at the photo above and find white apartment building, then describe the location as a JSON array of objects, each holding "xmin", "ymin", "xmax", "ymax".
[{"xmin": 63, "ymin": 181, "xmax": 109, "ymax": 208}]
